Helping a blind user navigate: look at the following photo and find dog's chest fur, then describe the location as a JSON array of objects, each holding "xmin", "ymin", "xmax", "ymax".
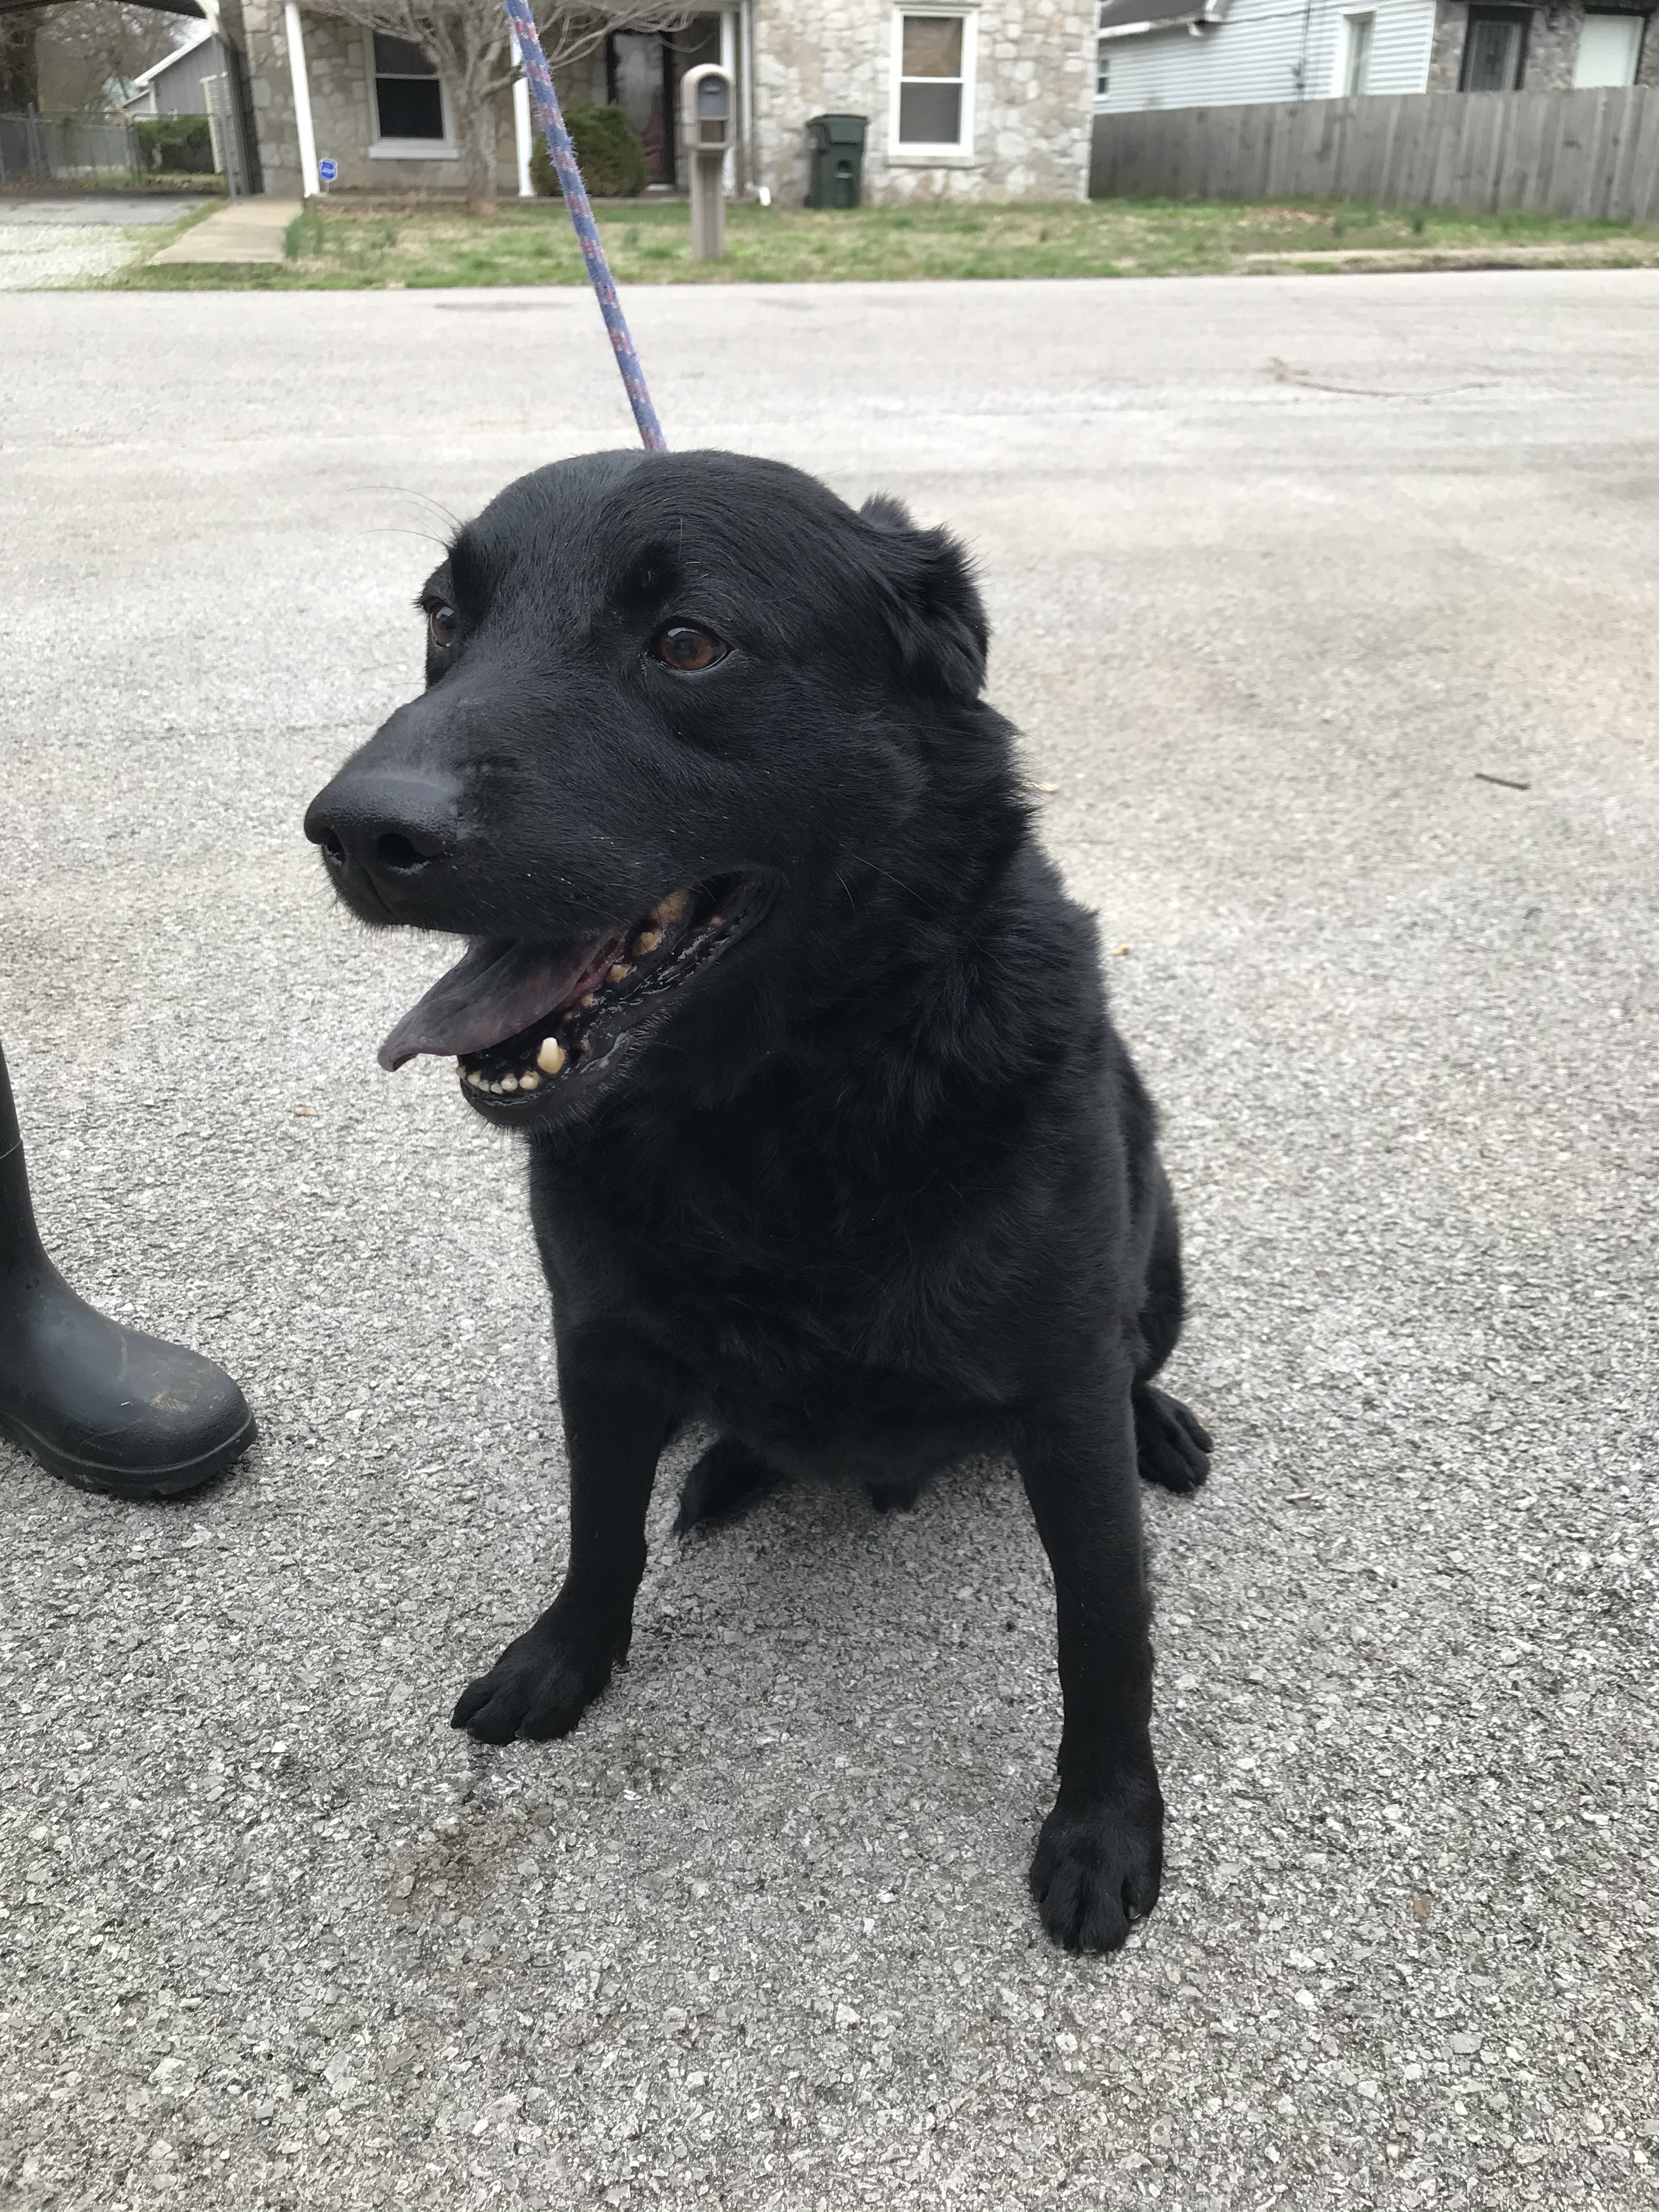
[{"xmin": 525, "ymin": 863, "xmax": 1150, "ymax": 1476}]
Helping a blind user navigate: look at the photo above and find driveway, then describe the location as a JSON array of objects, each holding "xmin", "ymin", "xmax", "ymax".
[
  {"xmin": 1, "ymin": 273, "xmax": 1655, "ymax": 2212},
  {"xmin": 0, "ymin": 195, "xmax": 210, "ymax": 288}
]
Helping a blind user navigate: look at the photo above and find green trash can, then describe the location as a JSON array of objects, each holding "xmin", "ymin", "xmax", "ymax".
[{"xmin": 805, "ymin": 114, "xmax": 867, "ymax": 209}]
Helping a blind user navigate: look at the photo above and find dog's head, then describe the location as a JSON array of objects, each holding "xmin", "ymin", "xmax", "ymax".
[{"xmin": 304, "ymin": 448, "xmax": 1005, "ymax": 1131}]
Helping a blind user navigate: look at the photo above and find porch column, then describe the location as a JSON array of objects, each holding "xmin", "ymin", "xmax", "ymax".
[
  {"xmin": 511, "ymin": 32, "xmax": 534, "ymax": 196},
  {"xmin": 719, "ymin": 8, "xmax": 738, "ymax": 195},
  {"xmin": 738, "ymin": 0, "xmax": 756, "ymax": 197},
  {"xmin": 284, "ymin": 0, "xmax": 320, "ymax": 199}
]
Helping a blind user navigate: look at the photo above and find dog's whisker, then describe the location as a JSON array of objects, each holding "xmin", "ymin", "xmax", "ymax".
[
  {"xmin": 844, "ymin": 849, "xmax": 935, "ymax": 905},
  {"xmin": 345, "ymin": 484, "xmax": 465, "ymax": 529}
]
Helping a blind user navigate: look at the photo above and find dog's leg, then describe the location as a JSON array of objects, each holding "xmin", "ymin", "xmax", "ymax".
[
  {"xmin": 673, "ymin": 1436, "xmax": 781, "ymax": 1534},
  {"xmin": 1017, "ymin": 1351, "xmax": 1164, "ymax": 1951},
  {"xmin": 1132, "ymin": 1381, "xmax": 1212, "ymax": 1494},
  {"xmin": 1134, "ymin": 1170, "xmax": 1187, "ymax": 1381},
  {"xmin": 453, "ymin": 1331, "xmax": 676, "ymax": 1744},
  {"xmin": 1129, "ymin": 1175, "xmax": 1211, "ymax": 1492},
  {"xmin": 867, "ymin": 1477, "xmax": 924, "ymax": 1514}
]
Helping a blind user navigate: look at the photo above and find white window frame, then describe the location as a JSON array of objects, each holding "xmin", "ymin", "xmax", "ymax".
[
  {"xmin": 364, "ymin": 32, "xmax": 459, "ymax": 161},
  {"xmin": 888, "ymin": 5, "xmax": 979, "ymax": 166},
  {"xmin": 1573, "ymin": 10, "xmax": 1644, "ymax": 87},
  {"xmin": 1331, "ymin": 7, "xmax": 1376, "ymax": 95}
]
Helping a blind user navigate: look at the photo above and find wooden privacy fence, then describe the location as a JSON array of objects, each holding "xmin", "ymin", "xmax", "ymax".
[{"xmin": 1090, "ymin": 87, "xmax": 1659, "ymax": 223}]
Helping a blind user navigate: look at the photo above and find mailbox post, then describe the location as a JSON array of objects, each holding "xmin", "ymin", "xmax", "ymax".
[{"xmin": 679, "ymin": 63, "xmax": 733, "ymax": 262}]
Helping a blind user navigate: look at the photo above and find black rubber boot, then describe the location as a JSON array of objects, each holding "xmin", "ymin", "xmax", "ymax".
[{"xmin": 0, "ymin": 1041, "xmax": 256, "ymax": 1499}]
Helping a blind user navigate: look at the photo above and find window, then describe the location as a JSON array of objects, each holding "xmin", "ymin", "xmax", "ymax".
[
  {"xmin": 1096, "ymin": 43, "xmax": 1110, "ymax": 96},
  {"xmin": 373, "ymin": 33, "xmax": 445, "ymax": 142},
  {"xmin": 1574, "ymin": 12, "xmax": 1643, "ymax": 86},
  {"xmin": 893, "ymin": 12, "xmax": 974, "ymax": 154},
  {"xmin": 1341, "ymin": 10, "xmax": 1375, "ymax": 94},
  {"xmin": 1460, "ymin": 8, "xmax": 1527, "ymax": 90}
]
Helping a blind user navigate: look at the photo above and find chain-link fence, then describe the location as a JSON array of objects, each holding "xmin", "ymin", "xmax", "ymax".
[{"xmin": 0, "ymin": 112, "xmax": 142, "ymax": 185}]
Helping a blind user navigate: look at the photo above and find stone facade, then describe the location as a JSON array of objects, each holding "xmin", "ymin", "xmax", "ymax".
[
  {"xmin": 1425, "ymin": 2, "xmax": 1658, "ymax": 93},
  {"xmin": 234, "ymin": 0, "xmax": 517, "ymax": 198},
  {"xmin": 754, "ymin": 0, "xmax": 1095, "ymax": 203},
  {"xmin": 230, "ymin": 0, "xmax": 1094, "ymax": 204}
]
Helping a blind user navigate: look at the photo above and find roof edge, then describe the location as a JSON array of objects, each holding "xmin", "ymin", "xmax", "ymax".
[
  {"xmin": 128, "ymin": 22, "xmax": 215, "ymax": 88},
  {"xmin": 1097, "ymin": 0, "xmax": 1229, "ymax": 37}
]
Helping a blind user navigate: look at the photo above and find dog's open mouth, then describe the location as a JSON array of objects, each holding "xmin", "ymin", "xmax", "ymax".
[{"xmin": 377, "ymin": 877, "xmax": 758, "ymax": 1108}]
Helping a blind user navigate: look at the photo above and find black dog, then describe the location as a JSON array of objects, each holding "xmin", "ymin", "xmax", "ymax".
[{"xmin": 304, "ymin": 450, "xmax": 1210, "ymax": 1951}]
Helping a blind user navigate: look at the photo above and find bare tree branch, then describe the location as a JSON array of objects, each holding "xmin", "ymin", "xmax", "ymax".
[{"xmin": 306, "ymin": 0, "xmax": 691, "ymax": 213}]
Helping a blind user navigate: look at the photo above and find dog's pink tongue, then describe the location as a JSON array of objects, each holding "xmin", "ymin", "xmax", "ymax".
[{"xmin": 378, "ymin": 939, "xmax": 601, "ymax": 1071}]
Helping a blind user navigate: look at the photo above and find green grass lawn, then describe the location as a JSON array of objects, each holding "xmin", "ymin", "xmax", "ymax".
[{"xmin": 111, "ymin": 193, "xmax": 1659, "ymax": 290}]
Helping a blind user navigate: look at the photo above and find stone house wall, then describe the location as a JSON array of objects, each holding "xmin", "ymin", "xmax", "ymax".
[
  {"xmin": 754, "ymin": 0, "xmax": 1095, "ymax": 204},
  {"xmin": 236, "ymin": 0, "xmax": 517, "ymax": 197},
  {"xmin": 232, "ymin": 0, "xmax": 1095, "ymax": 204},
  {"xmin": 1425, "ymin": 2, "xmax": 1658, "ymax": 92}
]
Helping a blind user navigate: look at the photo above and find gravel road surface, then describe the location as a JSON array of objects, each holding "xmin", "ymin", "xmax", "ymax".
[
  {"xmin": 2, "ymin": 273, "xmax": 1656, "ymax": 2212},
  {"xmin": 0, "ymin": 198, "xmax": 207, "ymax": 290}
]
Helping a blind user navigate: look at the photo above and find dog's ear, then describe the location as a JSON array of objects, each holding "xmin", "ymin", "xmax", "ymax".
[{"xmin": 859, "ymin": 494, "xmax": 988, "ymax": 703}]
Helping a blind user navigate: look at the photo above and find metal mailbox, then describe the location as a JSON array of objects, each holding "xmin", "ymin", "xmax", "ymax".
[{"xmin": 679, "ymin": 64, "xmax": 734, "ymax": 260}]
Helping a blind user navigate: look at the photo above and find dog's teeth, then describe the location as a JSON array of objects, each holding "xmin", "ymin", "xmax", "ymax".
[
  {"xmin": 537, "ymin": 1037, "xmax": 566, "ymax": 1075},
  {"xmin": 633, "ymin": 928, "xmax": 662, "ymax": 956},
  {"xmin": 580, "ymin": 992, "xmax": 598, "ymax": 1009},
  {"xmin": 499, "ymin": 1074, "xmax": 519, "ymax": 1092},
  {"xmin": 650, "ymin": 889, "xmax": 690, "ymax": 927},
  {"xmin": 607, "ymin": 963, "xmax": 634, "ymax": 987},
  {"xmin": 466, "ymin": 1070, "xmax": 487, "ymax": 1089},
  {"xmin": 518, "ymin": 1069, "xmax": 541, "ymax": 1091}
]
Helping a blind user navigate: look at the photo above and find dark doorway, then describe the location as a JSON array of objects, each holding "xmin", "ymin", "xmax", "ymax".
[
  {"xmin": 606, "ymin": 16, "xmax": 724, "ymax": 189},
  {"xmin": 1460, "ymin": 7, "xmax": 1530, "ymax": 89}
]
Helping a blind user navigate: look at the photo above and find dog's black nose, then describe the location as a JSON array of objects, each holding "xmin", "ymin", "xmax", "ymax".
[{"xmin": 304, "ymin": 769, "xmax": 461, "ymax": 898}]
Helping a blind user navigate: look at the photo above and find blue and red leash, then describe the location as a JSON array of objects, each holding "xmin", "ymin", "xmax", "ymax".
[{"xmin": 501, "ymin": 0, "xmax": 668, "ymax": 452}]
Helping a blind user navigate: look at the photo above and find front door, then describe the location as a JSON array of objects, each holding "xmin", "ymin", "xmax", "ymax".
[
  {"xmin": 608, "ymin": 32, "xmax": 672, "ymax": 185},
  {"xmin": 607, "ymin": 18, "xmax": 726, "ymax": 190},
  {"xmin": 1461, "ymin": 8, "xmax": 1528, "ymax": 89}
]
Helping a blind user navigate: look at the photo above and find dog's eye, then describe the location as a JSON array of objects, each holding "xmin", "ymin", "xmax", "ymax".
[
  {"xmin": 653, "ymin": 623, "xmax": 727, "ymax": 674},
  {"xmin": 428, "ymin": 604, "xmax": 458, "ymax": 650}
]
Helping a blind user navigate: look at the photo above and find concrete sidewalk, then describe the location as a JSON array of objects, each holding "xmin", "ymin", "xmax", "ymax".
[
  {"xmin": 2, "ymin": 275, "xmax": 1656, "ymax": 2212},
  {"xmin": 149, "ymin": 196, "xmax": 300, "ymax": 264}
]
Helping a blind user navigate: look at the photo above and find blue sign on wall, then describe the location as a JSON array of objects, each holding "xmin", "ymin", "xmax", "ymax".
[{"xmin": 318, "ymin": 157, "xmax": 338, "ymax": 184}]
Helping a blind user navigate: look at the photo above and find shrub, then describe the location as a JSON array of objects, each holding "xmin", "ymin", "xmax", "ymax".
[
  {"xmin": 530, "ymin": 103, "xmax": 648, "ymax": 200},
  {"xmin": 136, "ymin": 115, "xmax": 216, "ymax": 176}
]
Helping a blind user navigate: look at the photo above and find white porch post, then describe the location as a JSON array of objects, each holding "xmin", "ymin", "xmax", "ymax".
[
  {"xmin": 719, "ymin": 9, "xmax": 738, "ymax": 195},
  {"xmin": 284, "ymin": 0, "xmax": 320, "ymax": 198},
  {"xmin": 511, "ymin": 32, "xmax": 534, "ymax": 197},
  {"xmin": 739, "ymin": 0, "xmax": 756, "ymax": 197}
]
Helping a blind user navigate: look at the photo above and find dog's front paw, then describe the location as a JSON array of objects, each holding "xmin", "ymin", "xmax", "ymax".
[
  {"xmin": 451, "ymin": 1623, "xmax": 616, "ymax": 1745},
  {"xmin": 1133, "ymin": 1383, "xmax": 1212, "ymax": 1495},
  {"xmin": 1030, "ymin": 1772, "xmax": 1164, "ymax": 1952}
]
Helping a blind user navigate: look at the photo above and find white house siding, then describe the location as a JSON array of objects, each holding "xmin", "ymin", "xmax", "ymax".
[
  {"xmin": 126, "ymin": 31, "xmax": 225, "ymax": 119},
  {"xmin": 1094, "ymin": 0, "xmax": 1435, "ymax": 111}
]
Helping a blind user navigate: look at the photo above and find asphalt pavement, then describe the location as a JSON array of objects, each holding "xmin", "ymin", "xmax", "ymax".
[{"xmin": 2, "ymin": 272, "xmax": 1655, "ymax": 2212}]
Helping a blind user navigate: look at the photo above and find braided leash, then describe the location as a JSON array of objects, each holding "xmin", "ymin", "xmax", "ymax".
[{"xmin": 502, "ymin": 0, "xmax": 668, "ymax": 452}]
